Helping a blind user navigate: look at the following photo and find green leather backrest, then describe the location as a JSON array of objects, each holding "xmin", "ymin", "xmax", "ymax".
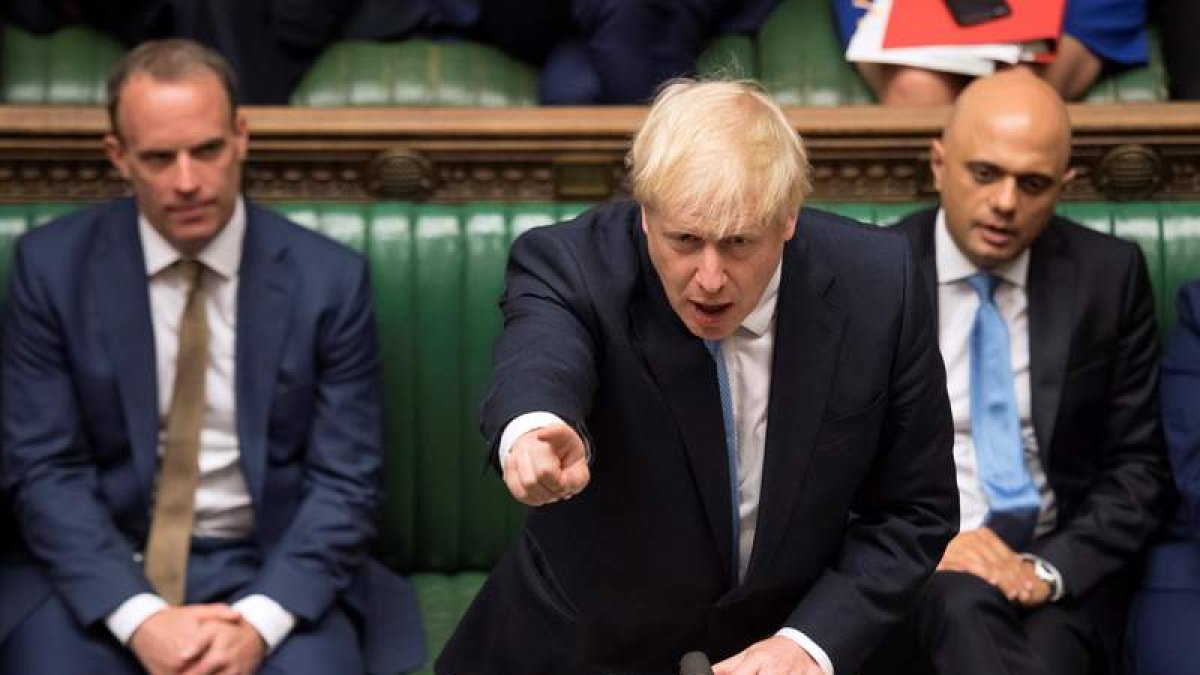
[
  {"xmin": 0, "ymin": 200, "xmax": 1195, "ymax": 577},
  {"xmin": 0, "ymin": 25, "xmax": 122, "ymax": 104},
  {"xmin": 291, "ymin": 39, "xmax": 537, "ymax": 107},
  {"xmin": 1084, "ymin": 30, "xmax": 1169, "ymax": 103},
  {"xmin": 697, "ymin": 35, "xmax": 758, "ymax": 80},
  {"xmin": 757, "ymin": 0, "xmax": 875, "ymax": 105},
  {"xmin": 273, "ymin": 202, "xmax": 591, "ymax": 573},
  {"xmin": 2, "ymin": 13, "xmax": 1169, "ymax": 105}
]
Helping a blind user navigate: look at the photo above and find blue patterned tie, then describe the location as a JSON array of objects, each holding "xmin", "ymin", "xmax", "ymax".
[
  {"xmin": 968, "ymin": 272, "xmax": 1040, "ymax": 550},
  {"xmin": 705, "ymin": 339, "xmax": 740, "ymax": 578}
]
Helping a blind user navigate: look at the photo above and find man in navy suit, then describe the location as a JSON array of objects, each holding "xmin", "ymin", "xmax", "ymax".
[
  {"xmin": 1127, "ymin": 279, "xmax": 1200, "ymax": 675},
  {"xmin": 438, "ymin": 79, "xmax": 958, "ymax": 675},
  {"xmin": 0, "ymin": 39, "xmax": 423, "ymax": 674}
]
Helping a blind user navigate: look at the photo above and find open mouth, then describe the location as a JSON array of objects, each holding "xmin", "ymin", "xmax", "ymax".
[
  {"xmin": 692, "ymin": 301, "xmax": 734, "ymax": 322},
  {"xmin": 695, "ymin": 302, "xmax": 731, "ymax": 314},
  {"xmin": 977, "ymin": 222, "xmax": 1016, "ymax": 247}
]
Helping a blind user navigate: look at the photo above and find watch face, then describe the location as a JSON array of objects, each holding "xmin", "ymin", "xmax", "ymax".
[
  {"xmin": 1034, "ymin": 561, "xmax": 1053, "ymax": 581},
  {"xmin": 1032, "ymin": 560, "xmax": 1058, "ymax": 596}
]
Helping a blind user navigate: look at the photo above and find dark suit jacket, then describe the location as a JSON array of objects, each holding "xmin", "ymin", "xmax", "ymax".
[
  {"xmin": 0, "ymin": 197, "xmax": 424, "ymax": 672},
  {"xmin": 894, "ymin": 208, "xmax": 1175, "ymax": 601},
  {"xmin": 438, "ymin": 201, "xmax": 958, "ymax": 675}
]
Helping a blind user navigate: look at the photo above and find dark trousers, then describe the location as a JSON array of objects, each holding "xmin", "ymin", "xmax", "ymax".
[
  {"xmin": 861, "ymin": 571, "xmax": 1110, "ymax": 675},
  {"xmin": 0, "ymin": 539, "xmax": 362, "ymax": 675}
]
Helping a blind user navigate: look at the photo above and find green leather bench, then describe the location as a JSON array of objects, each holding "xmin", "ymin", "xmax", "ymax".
[
  {"xmin": 1, "ymin": 0, "xmax": 1169, "ymax": 106},
  {"xmin": 0, "ymin": 199, "xmax": 1196, "ymax": 672}
]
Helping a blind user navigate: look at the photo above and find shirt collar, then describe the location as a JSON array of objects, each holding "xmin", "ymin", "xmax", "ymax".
[
  {"xmin": 740, "ymin": 261, "xmax": 782, "ymax": 337},
  {"xmin": 140, "ymin": 197, "xmax": 245, "ymax": 280},
  {"xmin": 934, "ymin": 208, "xmax": 1029, "ymax": 289}
]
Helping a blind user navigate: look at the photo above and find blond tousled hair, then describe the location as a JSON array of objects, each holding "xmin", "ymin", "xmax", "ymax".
[{"xmin": 628, "ymin": 79, "xmax": 811, "ymax": 238}]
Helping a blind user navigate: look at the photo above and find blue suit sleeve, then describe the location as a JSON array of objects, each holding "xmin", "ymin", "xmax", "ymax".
[
  {"xmin": 1, "ymin": 237, "xmax": 153, "ymax": 626},
  {"xmin": 243, "ymin": 256, "xmax": 386, "ymax": 623}
]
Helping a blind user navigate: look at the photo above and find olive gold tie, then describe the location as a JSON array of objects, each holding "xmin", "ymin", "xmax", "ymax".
[{"xmin": 144, "ymin": 259, "xmax": 208, "ymax": 605}]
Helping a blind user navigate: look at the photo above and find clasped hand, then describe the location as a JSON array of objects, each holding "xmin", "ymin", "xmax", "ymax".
[
  {"xmin": 130, "ymin": 604, "xmax": 266, "ymax": 675},
  {"xmin": 937, "ymin": 528, "xmax": 1051, "ymax": 607}
]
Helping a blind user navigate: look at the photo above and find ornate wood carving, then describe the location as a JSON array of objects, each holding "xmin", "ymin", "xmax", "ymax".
[{"xmin": 1, "ymin": 103, "xmax": 1199, "ymax": 204}]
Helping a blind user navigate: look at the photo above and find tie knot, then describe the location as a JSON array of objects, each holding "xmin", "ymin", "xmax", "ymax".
[
  {"xmin": 174, "ymin": 259, "xmax": 204, "ymax": 286},
  {"xmin": 704, "ymin": 339, "xmax": 722, "ymax": 359},
  {"xmin": 967, "ymin": 272, "xmax": 1001, "ymax": 302}
]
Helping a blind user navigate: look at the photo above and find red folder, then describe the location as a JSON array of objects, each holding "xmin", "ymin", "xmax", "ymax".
[{"xmin": 882, "ymin": 0, "xmax": 1066, "ymax": 48}]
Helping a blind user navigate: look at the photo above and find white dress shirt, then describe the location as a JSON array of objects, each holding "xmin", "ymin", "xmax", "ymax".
[
  {"xmin": 106, "ymin": 199, "xmax": 296, "ymax": 651},
  {"xmin": 501, "ymin": 264, "xmax": 836, "ymax": 675},
  {"xmin": 934, "ymin": 210, "xmax": 1064, "ymax": 598}
]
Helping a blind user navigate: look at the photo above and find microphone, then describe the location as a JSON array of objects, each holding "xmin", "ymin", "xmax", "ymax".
[{"xmin": 679, "ymin": 651, "xmax": 714, "ymax": 675}]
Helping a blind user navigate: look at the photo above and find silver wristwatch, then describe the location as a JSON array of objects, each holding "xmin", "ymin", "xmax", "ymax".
[{"xmin": 1029, "ymin": 557, "xmax": 1060, "ymax": 600}]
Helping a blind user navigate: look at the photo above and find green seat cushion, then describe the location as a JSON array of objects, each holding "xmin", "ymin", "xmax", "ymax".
[
  {"xmin": 410, "ymin": 573, "xmax": 487, "ymax": 675},
  {"xmin": 757, "ymin": 0, "xmax": 874, "ymax": 105},
  {"xmin": 0, "ymin": 18, "xmax": 1169, "ymax": 107},
  {"xmin": 1057, "ymin": 201, "xmax": 1182, "ymax": 334},
  {"xmin": 813, "ymin": 201, "xmax": 937, "ymax": 226},
  {"xmin": 698, "ymin": 34, "xmax": 758, "ymax": 80},
  {"xmin": 1159, "ymin": 204, "xmax": 1200, "ymax": 329},
  {"xmin": 1084, "ymin": 30, "xmax": 1169, "ymax": 103},
  {"xmin": 292, "ymin": 39, "xmax": 537, "ymax": 107},
  {"xmin": 274, "ymin": 202, "xmax": 590, "ymax": 573},
  {"xmin": 1, "ymin": 25, "xmax": 123, "ymax": 104}
]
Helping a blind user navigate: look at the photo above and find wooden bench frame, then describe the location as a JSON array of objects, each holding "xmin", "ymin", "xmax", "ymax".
[{"xmin": 3, "ymin": 103, "xmax": 1200, "ymax": 204}]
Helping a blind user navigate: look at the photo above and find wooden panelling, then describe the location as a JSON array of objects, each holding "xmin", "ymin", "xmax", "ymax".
[{"xmin": 2, "ymin": 103, "xmax": 1199, "ymax": 203}]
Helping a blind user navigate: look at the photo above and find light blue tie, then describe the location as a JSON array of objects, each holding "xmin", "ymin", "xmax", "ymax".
[
  {"xmin": 967, "ymin": 272, "xmax": 1040, "ymax": 550},
  {"xmin": 705, "ymin": 339, "xmax": 740, "ymax": 578}
]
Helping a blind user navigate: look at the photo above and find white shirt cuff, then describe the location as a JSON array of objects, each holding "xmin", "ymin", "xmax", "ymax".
[
  {"xmin": 498, "ymin": 411, "xmax": 569, "ymax": 464},
  {"xmin": 232, "ymin": 594, "xmax": 296, "ymax": 653},
  {"xmin": 776, "ymin": 627, "xmax": 835, "ymax": 675},
  {"xmin": 106, "ymin": 593, "xmax": 169, "ymax": 644}
]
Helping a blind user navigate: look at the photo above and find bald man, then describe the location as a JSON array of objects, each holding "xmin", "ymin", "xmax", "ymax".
[{"xmin": 865, "ymin": 70, "xmax": 1174, "ymax": 675}]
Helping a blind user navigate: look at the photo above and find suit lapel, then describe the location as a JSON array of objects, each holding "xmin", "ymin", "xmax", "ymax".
[
  {"xmin": 628, "ymin": 226, "xmax": 737, "ymax": 584},
  {"xmin": 745, "ymin": 225, "xmax": 845, "ymax": 581},
  {"xmin": 1027, "ymin": 223, "xmax": 1074, "ymax": 460},
  {"xmin": 235, "ymin": 206, "xmax": 292, "ymax": 509},
  {"xmin": 91, "ymin": 199, "xmax": 159, "ymax": 503},
  {"xmin": 906, "ymin": 211, "xmax": 940, "ymax": 316}
]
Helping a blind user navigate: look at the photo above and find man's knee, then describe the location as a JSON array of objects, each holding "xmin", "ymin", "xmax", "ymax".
[
  {"xmin": 0, "ymin": 593, "xmax": 141, "ymax": 674},
  {"xmin": 261, "ymin": 605, "xmax": 363, "ymax": 675}
]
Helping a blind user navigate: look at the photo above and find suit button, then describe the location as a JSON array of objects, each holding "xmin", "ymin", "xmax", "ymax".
[{"xmin": 132, "ymin": 552, "xmax": 144, "ymax": 564}]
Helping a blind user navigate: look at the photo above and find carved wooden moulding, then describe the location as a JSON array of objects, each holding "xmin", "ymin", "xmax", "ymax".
[
  {"xmin": 0, "ymin": 145, "xmax": 1191, "ymax": 205},
  {"xmin": 0, "ymin": 103, "xmax": 1197, "ymax": 204},
  {"xmin": 0, "ymin": 159, "xmax": 124, "ymax": 201}
]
